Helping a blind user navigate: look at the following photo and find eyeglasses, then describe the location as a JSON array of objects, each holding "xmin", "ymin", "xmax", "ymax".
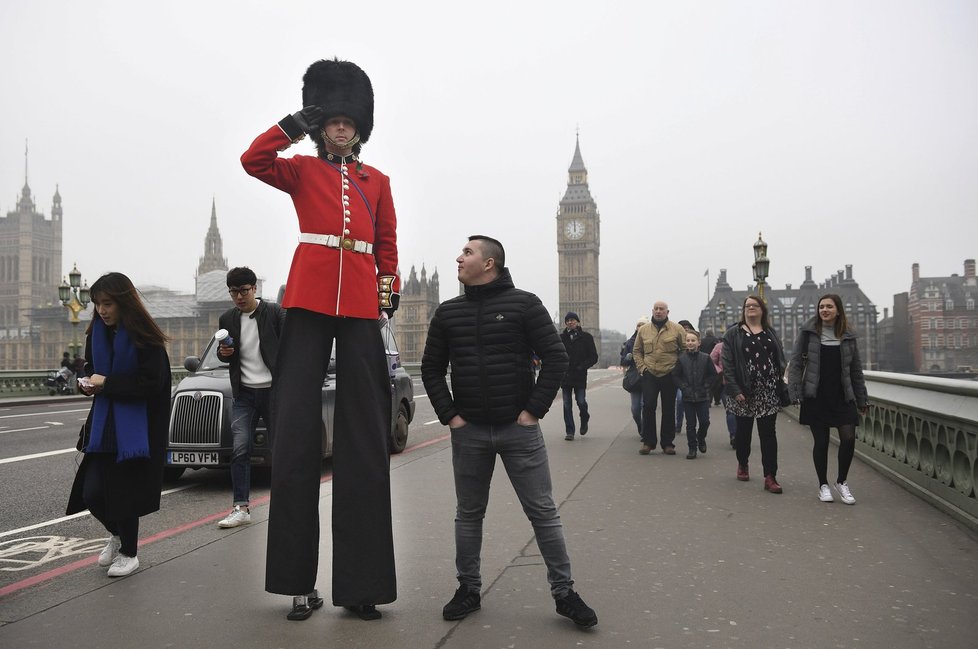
[{"xmin": 228, "ymin": 286, "xmax": 254, "ymax": 297}]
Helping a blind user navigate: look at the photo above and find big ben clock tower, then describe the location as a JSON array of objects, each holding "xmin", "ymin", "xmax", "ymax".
[{"xmin": 557, "ymin": 134, "xmax": 600, "ymax": 333}]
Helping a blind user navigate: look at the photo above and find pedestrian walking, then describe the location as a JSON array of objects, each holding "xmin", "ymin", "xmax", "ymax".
[
  {"xmin": 721, "ymin": 295, "xmax": 788, "ymax": 493},
  {"xmin": 788, "ymin": 294, "xmax": 868, "ymax": 505},
  {"xmin": 66, "ymin": 272, "xmax": 171, "ymax": 578},
  {"xmin": 673, "ymin": 330, "xmax": 713, "ymax": 459},
  {"xmin": 560, "ymin": 312, "xmax": 598, "ymax": 440}
]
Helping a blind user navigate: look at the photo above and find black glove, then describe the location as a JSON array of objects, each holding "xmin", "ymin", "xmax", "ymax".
[
  {"xmin": 382, "ymin": 293, "xmax": 400, "ymax": 319},
  {"xmin": 292, "ymin": 105, "xmax": 326, "ymax": 134}
]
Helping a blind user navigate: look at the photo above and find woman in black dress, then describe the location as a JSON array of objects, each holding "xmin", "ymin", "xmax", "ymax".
[{"xmin": 788, "ymin": 294, "xmax": 868, "ymax": 505}]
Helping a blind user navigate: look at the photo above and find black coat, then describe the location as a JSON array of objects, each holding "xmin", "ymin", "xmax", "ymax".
[
  {"xmin": 560, "ymin": 328, "xmax": 598, "ymax": 388},
  {"xmin": 720, "ymin": 324, "xmax": 787, "ymax": 400},
  {"xmin": 219, "ymin": 299, "xmax": 286, "ymax": 398},
  {"xmin": 673, "ymin": 351, "xmax": 714, "ymax": 402},
  {"xmin": 67, "ymin": 336, "xmax": 172, "ymax": 520},
  {"xmin": 421, "ymin": 268, "xmax": 569, "ymax": 425}
]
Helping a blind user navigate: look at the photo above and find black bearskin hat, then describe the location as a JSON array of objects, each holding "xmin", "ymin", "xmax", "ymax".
[{"xmin": 303, "ymin": 58, "xmax": 374, "ymax": 155}]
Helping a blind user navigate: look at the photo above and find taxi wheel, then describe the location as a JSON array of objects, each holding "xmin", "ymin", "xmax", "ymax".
[{"xmin": 389, "ymin": 402, "xmax": 409, "ymax": 454}]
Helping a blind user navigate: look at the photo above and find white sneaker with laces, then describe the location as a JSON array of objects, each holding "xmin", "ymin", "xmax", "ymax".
[
  {"xmin": 818, "ymin": 484, "xmax": 834, "ymax": 503},
  {"xmin": 107, "ymin": 554, "xmax": 139, "ymax": 577},
  {"xmin": 98, "ymin": 535, "xmax": 121, "ymax": 566},
  {"xmin": 218, "ymin": 505, "xmax": 251, "ymax": 528},
  {"xmin": 834, "ymin": 481, "xmax": 856, "ymax": 505}
]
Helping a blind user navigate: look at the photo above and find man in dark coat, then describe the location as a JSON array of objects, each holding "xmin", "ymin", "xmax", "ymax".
[
  {"xmin": 559, "ymin": 313, "xmax": 599, "ymax": 440},
  {"xmin": 215, "ymin": 267, "xmax": 285, "ymax": 529},
  {"xmin": 421, "ymin": 235, "xmax": 598, "ymax": 628}
]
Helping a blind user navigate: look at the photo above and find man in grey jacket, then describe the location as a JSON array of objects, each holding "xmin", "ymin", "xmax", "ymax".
[{"xmin": 421, "ymin": 235, "xmax": 597, "ymax": 628}]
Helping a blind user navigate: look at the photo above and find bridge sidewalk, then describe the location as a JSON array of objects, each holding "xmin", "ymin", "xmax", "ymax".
[{"xmin": 1, "ymin": 379, "xmax": 976, "ymax": 648}]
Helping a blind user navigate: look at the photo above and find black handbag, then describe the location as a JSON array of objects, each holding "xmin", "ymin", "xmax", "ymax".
[
  {"xmin": 777, "ymin": 380, "xmax": 792, "ymax": 407},
  {"xmin": 622, "ymin": 365, "xmax": 642, "ymax": 393}
]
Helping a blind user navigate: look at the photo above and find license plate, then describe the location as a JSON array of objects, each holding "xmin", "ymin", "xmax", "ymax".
[{"xmin": 168, "ymin": 451, "xmax": 219, "ymax": 465}]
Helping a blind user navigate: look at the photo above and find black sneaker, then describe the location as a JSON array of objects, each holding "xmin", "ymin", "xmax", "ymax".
[
  {"xmin": 443, "ymin": 586, "xmax": 481, "ymax": 620},
  {"xmin": 698, "ymin": 441, "xmax": 707, "ymax": 453},
  {"xmin": 555, "ymin": 590, "xmax": 598, "ymax": 628},
  {"xmin": 580, "ymin": 417, "xmax": 589, "ymax": 435}
]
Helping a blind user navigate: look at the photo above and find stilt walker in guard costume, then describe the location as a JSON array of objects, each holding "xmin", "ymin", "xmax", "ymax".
[{"xmin": 241, "ymin": 58, "xmax": 399, "ymax": 622}]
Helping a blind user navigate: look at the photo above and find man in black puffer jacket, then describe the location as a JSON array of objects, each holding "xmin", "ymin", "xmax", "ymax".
[{"xmin": 421, "ymin": 235, "xmax": 598, "ymax": 629}]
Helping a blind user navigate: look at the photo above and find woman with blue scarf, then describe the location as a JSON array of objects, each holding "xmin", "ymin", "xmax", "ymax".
[{"xmin": 66, "ymin": 272, "xmax": 171, "ymax": 577}]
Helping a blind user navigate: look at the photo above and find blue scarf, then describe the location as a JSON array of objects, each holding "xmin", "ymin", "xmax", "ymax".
[{"xmin": 86, "ymin": 318, "xmax": 150, "ymax": 462}]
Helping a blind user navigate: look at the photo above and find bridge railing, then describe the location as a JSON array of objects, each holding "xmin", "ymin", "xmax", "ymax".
[
  {"xmin": 0, "ymin": 368, "xmax": 190, "ymax": 397},
  {"xmin": 857, "ymin": 370, "xmax": 978, "ymax": 531}
]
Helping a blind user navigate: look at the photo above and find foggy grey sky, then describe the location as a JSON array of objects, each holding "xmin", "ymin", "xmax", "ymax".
[{"xmin": 2, "ymin": 0, "xmax": 976, "ymax": 336}]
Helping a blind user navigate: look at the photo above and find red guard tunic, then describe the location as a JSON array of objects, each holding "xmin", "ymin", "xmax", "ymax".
[{"xmin": 241, "ymin": 125, "xmax": 399, "ymax": 319}]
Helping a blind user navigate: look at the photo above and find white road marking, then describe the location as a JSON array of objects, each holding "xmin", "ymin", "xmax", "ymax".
[
  {"xmin": 0, "ymin": 448, "xmax": 76, "ymax": 464},
  {"xmin": 44, "ymin": 421, "xmax": 65, "ymax": 426},
  {"xmin": 424, "ymin": 419, "xmax": 440, "ymax": 426},
  {"xmin": 0, "ymin": 484, "xmax": 198, "ymax": 539},
  {"xmin": 0, "ymin": 408, "xmax": 89, "ymax": 420},
  {"xmin": 0, "ymin": 426, "xmax": 50, "ymax": 436}
]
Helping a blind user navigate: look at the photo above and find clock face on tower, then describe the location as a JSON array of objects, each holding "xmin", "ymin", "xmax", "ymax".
[{"xmin": 564, "ymin": 219, "xmax": 585, "ymax": 240}]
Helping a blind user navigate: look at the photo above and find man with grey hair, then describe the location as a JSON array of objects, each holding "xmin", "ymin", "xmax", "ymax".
[{"xmin": 633, "ymin": 300, "xmax": 686, "ymax": 455}]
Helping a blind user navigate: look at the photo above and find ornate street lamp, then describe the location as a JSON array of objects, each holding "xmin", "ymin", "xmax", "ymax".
[
  {"xmin": 59, "ymin": 263, "xmax": 91, "ymax": 357},
  {"xmin": 752, "ymin": 232, "xmax": 770, "ymax": 303}
]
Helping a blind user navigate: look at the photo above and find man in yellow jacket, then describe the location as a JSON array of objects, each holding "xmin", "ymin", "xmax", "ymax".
[{"xmin": 633, "ymin": 301, "xmax": 686, "ymax": 455}]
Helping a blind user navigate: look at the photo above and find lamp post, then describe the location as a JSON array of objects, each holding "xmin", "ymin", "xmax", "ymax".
[
  {"xmin": 751, "ymin": 232, "xmax": 770, "ymax": 303},
  {"xmin": 58, "ymin": 263, "xmax": 91, "ymax": 357}
]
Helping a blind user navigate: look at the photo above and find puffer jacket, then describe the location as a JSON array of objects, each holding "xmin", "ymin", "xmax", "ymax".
[
  {"xmin": 720, "ymin": 323, "xmax": 787, "ymax": 399},
  {"xmin": 787, "ymin": 316, "xmax": 868, "ymax": 408},
  {"xmin": 673, "ymin": 350, "xmax": 715, "ymax": 402},
  {"xmin": 421, "ymin": 268, "xmax": 569, "ymax": 425}
]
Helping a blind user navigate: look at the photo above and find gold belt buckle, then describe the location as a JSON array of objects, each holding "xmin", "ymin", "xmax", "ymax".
[{"xmin": 341, "ymin": 238, "xmax": 354, "ymax": 251}]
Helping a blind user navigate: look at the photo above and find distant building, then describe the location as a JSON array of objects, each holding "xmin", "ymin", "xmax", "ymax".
[
  {"xmin": 0, "ymin": 153, "xmax": 61, "ymax": 330},
  {"xmin": 876, "ymin": 293, "xmax": 914, "ymax": 373},
  {"xmin": 197, "ymin": 198, "xmax": 228, "ymax": 276},
  {"xmin": 697, "ymin": 265, "xmax": 879, "ymax": 368},
  {"xmin": 907, "ymin": 259, "xmax": 978, "ymax": 372},
  {"xmin": 0, "ymin": 199, "xmax": 242, "ymax": 370},
  {"xmin": 556, "ymin": 134, "xmax": 600, "ymax": 336},
  {"xmin": 397, "ymin": 264, "xmax": 440, "ymax": 363}
]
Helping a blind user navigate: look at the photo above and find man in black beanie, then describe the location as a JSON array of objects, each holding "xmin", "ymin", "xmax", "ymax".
[{"xmin": 559, "ymin": 312, "xmax": 599, "ymax": 440}]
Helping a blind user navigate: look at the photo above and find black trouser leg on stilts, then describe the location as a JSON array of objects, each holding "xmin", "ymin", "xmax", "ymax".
[
  {"xmin": 331, "ymin": 317, "xmax": 396, "ymax": 606},
  {"xmin": 265, "ymin": 309, "xmax": 333, "ymax": 596}
]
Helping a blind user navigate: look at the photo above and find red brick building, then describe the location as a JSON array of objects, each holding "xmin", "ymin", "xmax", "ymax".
[{"xmin": 908, "ymin": 259, "xmax": 978, "ymax": 372}]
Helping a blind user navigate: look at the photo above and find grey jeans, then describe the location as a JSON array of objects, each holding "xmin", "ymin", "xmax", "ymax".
[{"xmin": 450, "ymin": 420, "xmax": 574, "ymax": 598}]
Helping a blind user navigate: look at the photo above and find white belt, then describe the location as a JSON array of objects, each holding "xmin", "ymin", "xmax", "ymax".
[{"xmin": 298, "ymin": 233, "xmax": 373, "ymax": 254}]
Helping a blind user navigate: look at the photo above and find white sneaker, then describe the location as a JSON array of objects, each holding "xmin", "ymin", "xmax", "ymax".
[
  {"xmin": 834, "ymin": 481, "xmax": 856, "ymax": 505},
  {"xmin": 107, "ymin": 554, "xmax": 139, "ymax": 577},
  {"xmin": 97, "ymin": 536, "xmax": 121, "ymax": 566},
  {"xmin": 818, "ymin": 484, "xmax": 834, "ymax": 503},
  {"xmin": 218, "ymin": 505, "xmax": 251, "ymax": 528}
]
